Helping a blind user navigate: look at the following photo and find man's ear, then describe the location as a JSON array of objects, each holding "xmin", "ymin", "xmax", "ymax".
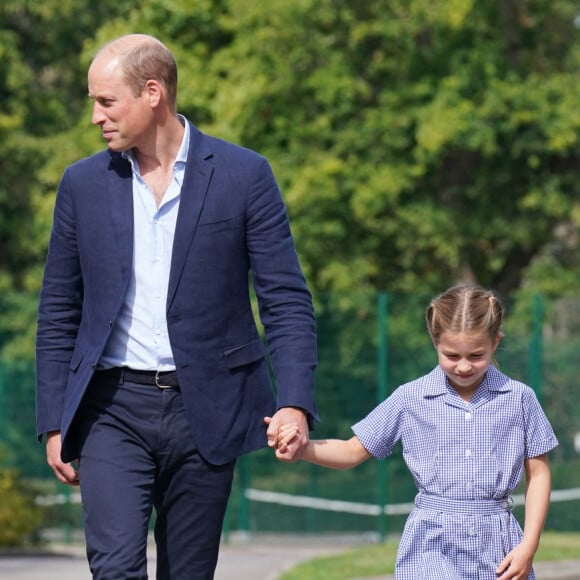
[{"xmin": 143, "ymin": 79, "xmax": 163, "ymax": 107}]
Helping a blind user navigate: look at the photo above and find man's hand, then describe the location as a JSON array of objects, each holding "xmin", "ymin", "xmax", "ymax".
[
  {"xmin": 46, "ymin": 431, "xmax": 79, "ymax": 486},
  {"xmin": 265, "ymin": 407, "xmax": 309, "ymax": 462}
]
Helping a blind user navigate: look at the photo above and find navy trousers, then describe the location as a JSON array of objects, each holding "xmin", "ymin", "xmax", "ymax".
[{"xmin": 74, "ymin": 372, "xmax": 236, "ymax": 579}]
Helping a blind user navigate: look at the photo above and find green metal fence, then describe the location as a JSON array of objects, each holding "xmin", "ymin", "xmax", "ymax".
[{"xmin": 1, "ymin": 292, "xmax": 579, "ymax": 543}]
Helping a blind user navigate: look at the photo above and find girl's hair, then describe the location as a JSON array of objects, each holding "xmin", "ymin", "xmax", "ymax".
[{"xmin": 425, "ymin": 285, "xmax": 504, "ymax": 344}]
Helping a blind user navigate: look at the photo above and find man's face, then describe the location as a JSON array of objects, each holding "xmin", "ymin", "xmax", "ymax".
[{"xmin": 88, "ymin": 54, "xmax": 152, "ymax": 152}]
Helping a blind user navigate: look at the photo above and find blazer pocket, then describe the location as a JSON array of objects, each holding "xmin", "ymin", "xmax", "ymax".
[
  {"xmin": 69, "ymin": 349, "xmax": 85, "ymax": 373},
  {"xmin": 197, "ymin": 216, "xmax": 233, "ymax": 234},
  {"xmin": 223, "ymin": 337, "xmax": 266, "ymax": 369}
]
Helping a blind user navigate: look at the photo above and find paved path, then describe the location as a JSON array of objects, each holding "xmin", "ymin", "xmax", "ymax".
[
  {"xmin": 215, "ymin": 535, "xmax": 360, "ymax": 580},
  {"xmin": 0, "ymin": 535, "xmax": 359, "ymax": 580},
  {"xmin": 0, "ymin": 536, "xmax": 578, "ymax": 579}
]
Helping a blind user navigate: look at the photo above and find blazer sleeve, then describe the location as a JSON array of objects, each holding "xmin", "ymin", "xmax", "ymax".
[
  {"xmin": 35, "ymin": 167, "xmax": 84, "ymax": 438},
  {"xmin": 246, "ymin": 156, "xmax": 319, "ymax": 423}
]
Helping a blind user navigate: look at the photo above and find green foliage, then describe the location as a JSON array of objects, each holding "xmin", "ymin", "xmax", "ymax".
[
  {"xmin": 0, "ymin": 361, "xmax": 47, "ymax": 476},
  {"xmin": 0, "ymin": 0, "xmax": 134, "ymax": 135},
  {"xmin": 1, "ymin": 1, "xmax": 580, "ymax": 358},
  {"xmin": 0, "ymin": 466, "xmax": 43, "ymax": 547},
  {"xmin": 46, "ymin": 0, "xmax": 580, "ymax": 298},
  {"xmin": 162, "ymin": 0, "xmax": 580, "ymax": 297}
]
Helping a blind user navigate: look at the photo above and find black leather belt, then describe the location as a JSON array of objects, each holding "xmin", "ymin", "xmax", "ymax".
[{"xmin": 97, "ymin": 367, "xmax": 180, "ymax": 389}]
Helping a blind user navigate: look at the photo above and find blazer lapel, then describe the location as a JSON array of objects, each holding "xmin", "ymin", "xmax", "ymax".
[
  {"xmin": 108, "ymin": 153, "xmax": 134, "ymax": 284},
  {"xmin": 167, "ymin": 132, "xmax": 214, "ymax": 310}
]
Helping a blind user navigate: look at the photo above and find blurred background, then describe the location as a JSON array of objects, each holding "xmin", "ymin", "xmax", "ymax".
[{"xmin": 0, "ymin": 0, "xmax": 579, "ymax": 548}]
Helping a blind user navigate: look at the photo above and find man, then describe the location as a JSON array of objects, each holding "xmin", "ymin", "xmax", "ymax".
[{"xmin": 36, "ymin": 34, "xmax": 317, "ymax": 579}]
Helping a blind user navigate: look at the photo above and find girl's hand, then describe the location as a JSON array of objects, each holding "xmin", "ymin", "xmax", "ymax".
[
  {"xmin": 277, "ymin": 423, "xmax": 300, "ymax": 452},
  {"xmin": 496, "ymin": 540, "xmax": 535, "ymax": 579}
]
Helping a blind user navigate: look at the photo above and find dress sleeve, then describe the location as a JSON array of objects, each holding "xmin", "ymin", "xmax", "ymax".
[
  {"xmin": 352, "ymin": 386, "xmax": 406, "ymax": 460},
  {"xmin": 522, "ymin": 386, "xmax": 559, "ymax": 459}
]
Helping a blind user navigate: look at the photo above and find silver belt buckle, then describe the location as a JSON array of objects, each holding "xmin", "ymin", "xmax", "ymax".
[{"xmin": 155, "ymin": 370, "xmax": 173, "ymax": 389}]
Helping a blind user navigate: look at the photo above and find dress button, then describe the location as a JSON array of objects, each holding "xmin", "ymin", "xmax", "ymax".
[
  {"xmin": 465, "ymin": 449, "xmax": 472, "ymax": 457},
  {"xmin": 468, "ymin": 527, "xmax": 476, "ymax": 536},
  {"xmin": 465, "ymin": 411, "xmax": 472, "ymax": 420}
]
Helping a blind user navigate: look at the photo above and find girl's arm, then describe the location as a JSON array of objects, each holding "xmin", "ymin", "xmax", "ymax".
[
  {"xmin": 496, "ymin": 453, "xmax": 551, "ymax": 579},
  {"xmin": 266, "ymin": 417, "xmax": 372, "ymax": 469},
  {"xmin": 301, "ymin": 436, "xmax": 372, "ymax": 470}
]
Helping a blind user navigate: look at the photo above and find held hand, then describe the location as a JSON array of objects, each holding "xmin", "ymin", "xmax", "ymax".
[
  {"xmin": 265, "ymin": 408, "xmax": 309, "ymax": 462},
  {"xmin": 264, "ymin": 416, "xmax": 299, "ymax": 458},
  {"xmin": 46, "ymin": 431, "xmax": 80, "ymax": 486},
  {"xmin": 266, "ymin": 420, "xmax": 301, "ymax": 455},
  {"xmin": 278, "ymin": 423, "xmax": 301, "ymax": 448},
  {"xmin": 496, "ymin": 541, "xmax": 534, "ymax": 579}
]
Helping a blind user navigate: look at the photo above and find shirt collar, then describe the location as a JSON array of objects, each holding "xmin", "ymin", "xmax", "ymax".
[
  {"xmin": 174, "ymin": 114, "xmax": 190, "ymax": 164},
  {"xmin": 422, "ymin": 365, "xmax": 513, "ymax": 399}
]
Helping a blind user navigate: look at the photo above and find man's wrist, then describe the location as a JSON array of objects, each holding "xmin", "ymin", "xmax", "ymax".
[{"xmin": 278, "ymin": 406, "xmax": 314, "ymax": 430}]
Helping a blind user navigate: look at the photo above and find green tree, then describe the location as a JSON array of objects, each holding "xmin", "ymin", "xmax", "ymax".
[
  {"xmin": 0, "ymin": 0, "xmax": 133, "ymax": 361},
  {"xmin": 189, "ymin": 0, "xmax": 580, "ymax": 297},
  {"xmin": 0, "ymin": 465, "xmax": 43, "ymax": 546},
  {"xmin": 84, "ymin": 0, "xmax": 580, "ymax": 297},
  {"xmin": 6, "ymin": 0, "xmax": 580, "ymax": 325}
]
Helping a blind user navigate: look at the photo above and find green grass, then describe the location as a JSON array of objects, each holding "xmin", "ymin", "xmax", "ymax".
[
  {"xmin": 535, "ymin": 531, "xmax": 580, "ymax": 561},
  {"xmin": 279, "ymin": 532, "xmax": 580, "ymax": 580}
]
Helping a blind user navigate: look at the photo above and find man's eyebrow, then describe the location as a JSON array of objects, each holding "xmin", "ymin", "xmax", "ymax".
[{"xmin": 89, "ymin": 93, "xmax": 115, "ymax": 101}]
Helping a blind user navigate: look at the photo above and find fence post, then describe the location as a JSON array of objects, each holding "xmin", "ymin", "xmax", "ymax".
[
  {"xmin": 222, "ymin": 504, "xmax": 231, "ymax": 544},
  {"xmin": 307, "ymin": 463, "xmax": 319, "ymax": 532},
  {"xmin": 377, "ymin": 292, "xmax": 389, "ymax": 541},
  {"xmin": 529, "ymin": 294, "xmax": 544, "ymax": 402},
  {"xmin": 0, "ymin": 363, "xmax": 4, "ymax": 441},
  {"xmin": 63, "ymin": 484, "xmax": 73, "ymax": 543}
]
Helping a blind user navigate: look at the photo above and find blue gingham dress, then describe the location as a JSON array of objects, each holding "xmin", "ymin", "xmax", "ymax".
[{"xmin": 352, "ymin": 365, "xmax": 558, "ymax": 580}]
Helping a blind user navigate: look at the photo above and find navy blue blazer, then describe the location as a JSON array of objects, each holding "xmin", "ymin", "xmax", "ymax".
[{"xmin": 36, "ymin": 122, "xmax": 318, "ymax": 465}]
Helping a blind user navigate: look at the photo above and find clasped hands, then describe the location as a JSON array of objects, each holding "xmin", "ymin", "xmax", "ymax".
[{"xmin": 264, "ymin": 408, "xmax": 305, "ymax": 462}]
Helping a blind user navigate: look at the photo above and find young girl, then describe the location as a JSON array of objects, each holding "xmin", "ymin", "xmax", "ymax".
[{"xmin": 269, "ymin": 285, "xmax": 558, "ymax": 580}]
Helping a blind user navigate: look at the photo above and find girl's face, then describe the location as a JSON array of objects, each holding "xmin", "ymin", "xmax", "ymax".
[{"xmin": 435, "ymin": 331, "xmax": 501, "ymax": 401}]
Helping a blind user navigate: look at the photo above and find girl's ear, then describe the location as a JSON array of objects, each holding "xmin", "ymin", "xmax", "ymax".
[{"xmin": 492, "ymin": 334, "xmax": 502, "ymax": 352}]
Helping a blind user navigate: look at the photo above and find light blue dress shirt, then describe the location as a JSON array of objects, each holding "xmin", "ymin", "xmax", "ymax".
[{"xmin": 100, "ymin": 117, "xmax": 190, "ymax": 371}]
